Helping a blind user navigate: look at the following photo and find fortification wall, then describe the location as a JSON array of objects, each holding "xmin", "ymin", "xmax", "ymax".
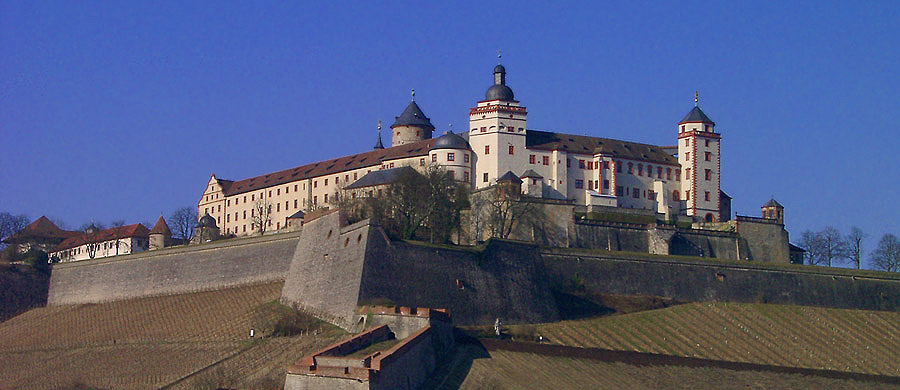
[
  {"xmin": 542, "ymin": 250, "xmax": 900, "ymax": 311},
  {"xmin": 573, "ymin": 223, "xmax": 649, "ymax": 252},
  {"xmin": 359, "ymin": 237, "xmax": 560, "ymax": 326},
  {"xmin": 280, "ymin": 211, "xmax": 374, "ymax": 330},
  {"xmin": 47, "ymin": 231, "xmax": 301, "ymax": 305},
  {"xmin": 736, "ymin": 216, "xmax": 790, "ymax": 264}
]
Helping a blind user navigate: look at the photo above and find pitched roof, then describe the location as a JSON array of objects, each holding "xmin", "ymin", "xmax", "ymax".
[
  {"xmin": 344, "ymin": 166, "xmax": 418, "ymax": 190},
  {"xmin": 679, "ymin": 106, "xmax": 715, "ymax": 125},
  {"xmin": 391, "ymin": 101, "xmax": 434, "ymax": 129},
  {"xmin": 763, "ymin": 198, "xmax": 783, "ymax": 208},
  {"xmin": 219, "ymin": 138, "xmax": 435, "ymax": 196},
  {"xmin": 287, "ymin": 210, "xmax": 306, "ymax": 219},
  {"xmin": 54, "ymin": 224, "xmax": 151, "ymax": 252},
  {"xmin": 150, "ymin": 216, "xmax": 171, "ymax": 235},
  {"xmin": 497, "ymin": 171, "xmax": 523, "ymax": 183},
  {"xmin": 520, "ymin": 169, "xmax": 543, "ymax": 178},
  {"xmin": 526, "ymin": 130, "xmax": 678, "ymax": 165},
  {"xmin": 4, "ymin": 216, "xmax": 78, "ymax": 243}
]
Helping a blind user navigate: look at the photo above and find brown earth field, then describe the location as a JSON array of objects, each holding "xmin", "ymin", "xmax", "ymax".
[{"xmin": 0, "ymin": 281, "xmax": 345, "ymax": 390}]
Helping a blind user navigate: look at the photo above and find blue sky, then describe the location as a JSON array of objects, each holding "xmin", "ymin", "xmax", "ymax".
[{"xmin": 2, "ymin": 2, "xmax": 898, "ymax": 266}]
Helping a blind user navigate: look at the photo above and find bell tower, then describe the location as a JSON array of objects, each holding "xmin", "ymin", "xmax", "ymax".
[
  {"xmin": 469, "ymin": 53, "xmax": 528, "ymax": 189},
  {"xmin": 677, "ymin": 92, "xmax": 721, "ymax": 222}
]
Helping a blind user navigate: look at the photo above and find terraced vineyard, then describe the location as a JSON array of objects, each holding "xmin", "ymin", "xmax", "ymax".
[
  {"xmin": 452, "ymin": 348, "xmax": 899, "ymax": 390},
  {"xmin": 0, "ymin": 282, "xmax": 344, "ymax": 390},
  {"xmin": 525, "ymin": 302, "xmax": 900, "ymax": 376}
]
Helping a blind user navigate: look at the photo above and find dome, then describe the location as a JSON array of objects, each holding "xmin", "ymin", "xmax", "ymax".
[
  {"xmin": 485, "ymin": 84, "xmax": 515, "ymax": 101},
  {"xmin": 431, "ymin": 132, "xmax": 471, "ymax": 151},
  {"xmin": 196, "ymin": 213, "xmax": 217, "ymax": 228},
  {"xmin": 494, "ymin": 64, "xmax": 506, "ymax": 74}
]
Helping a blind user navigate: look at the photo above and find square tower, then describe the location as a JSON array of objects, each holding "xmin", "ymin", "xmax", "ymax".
[{"xmin": 677, "ymin": 100, "xmax": 721, "ymax": 222}]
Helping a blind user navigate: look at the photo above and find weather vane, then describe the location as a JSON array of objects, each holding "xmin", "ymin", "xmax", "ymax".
[
  {"xmin": 694, "ymin": 91, "xmax": 699, "ymax": 106},
  {"xmin": 377, "ymin": 119, "xmax": 381, "ymax": 131},
  {"xmin": 498, "ymin": 48, "xmax": 502, "ymax": 64},
  {"xmin": 411, "ymin": 89, "xmax": 415, "ymax": 101}
]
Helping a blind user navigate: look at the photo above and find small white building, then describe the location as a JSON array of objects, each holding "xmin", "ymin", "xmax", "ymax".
[{"xmin": 51, "ymin": 223, "xmax": 150, "ymax": 262}]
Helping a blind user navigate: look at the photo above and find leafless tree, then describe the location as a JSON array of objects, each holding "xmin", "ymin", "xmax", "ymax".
[
  {"xmin": 76, "ymin": 223, "xmax": 104, "ymax": 260},
  {"xmin": 469, "ymin": 184, "xmax": 544, "ymax": 241},
  {"xmin": 169, "ymin": 207, "xmax": 197, "ymax": 244},
  {"xmin": 251, "ymin": 199, "xmax": 272, "ymax": 234},
  {"xmin": 109, "ymin": 220, "xmax": 127, "ymax": 256},
  {"xmin": 871, "ymin": 234, "xmax": 900, "ymax": 273},
  {"xmin": 845, "ymin": 226, "xmax": 866, "ymax": 269},
  {"xmin": 0, "ymin": 212, "xmax": 29, "ymax": 249},
  {"xmin": 800, "ymin": 227, "xmax": 848, "ymax": 267}
]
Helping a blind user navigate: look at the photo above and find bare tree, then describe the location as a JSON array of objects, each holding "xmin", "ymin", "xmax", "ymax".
[
  {"xmin": 469, "ymin": 184, "xmax": 544, "ymax": 241},
  {"xmin": 0, "ymin": 212, "xmax": 29, "ymax": 249},
  {"xmin": 800, "ymin": 227, "xmax": 848, "ymax": 267},
  {"xmin": 109, "ymin": 220, "xmax": 127, "ymax": 256},
  {"xmin": 845, "ymin": 226, "xmax": 866, "ymax": 269},
  {"xmin": 169, "ymin": 207, "xmax": 197, "ymax": 244},
  {"xmin": 251, "ymin": 199, "xmax": 272, "ymax": 234},
  {"xmin": 76, "ymin": 223, "xmax": 104, "ymax": 260},
  {"xmin": 871, "ymin": 234, "xmax": 900, "ymax": 273}
]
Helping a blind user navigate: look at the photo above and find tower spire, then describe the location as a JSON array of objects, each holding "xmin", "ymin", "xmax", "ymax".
[
  {"xmin": 411, "ymin": 89, "xmax": 415, "ymax": 102},
  {"xmin": 374, "ymin": 120, "xmax": 384, "ymax": 149},
  {"xmin": 694, "ymin": 91, "xmax": 699, "ymax": 106}
]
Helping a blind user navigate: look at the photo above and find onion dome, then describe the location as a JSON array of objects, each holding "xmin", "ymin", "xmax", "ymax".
[
  {"xmin": 485, "ymin": 63, "xmax": 515, "ymax": 101},
  {"xmin": 431, "ymin": 131, "xmax": 471, "ymax": 151},
  {"xmin": 196, "ymin": 213, "xmax": 217, "ymax": 228}
]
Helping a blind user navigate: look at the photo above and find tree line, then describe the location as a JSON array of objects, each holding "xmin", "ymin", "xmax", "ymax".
[{"xmin": 800, "ymin": 226, "xmax": 900, "ymax": 272}]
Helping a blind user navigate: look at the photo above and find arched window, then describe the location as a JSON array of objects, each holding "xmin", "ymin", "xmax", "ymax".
[
  {"xmin": 647, "ymin": 165, "xmax": 652, "ymax": 177},
  {"xmin": 627, "ymin": 162, "xmax": 633, "ymax": 174},
  {"xmin": 705, "ymin": 213, "xmax": 715, "ymax": 223},
  {"xmin": 672, "ymin": 190, "xmax": 680, "ymax": 201},
  {"xmin": 637, "ymin": 164, "xmax": 643, "ymax": 176}
]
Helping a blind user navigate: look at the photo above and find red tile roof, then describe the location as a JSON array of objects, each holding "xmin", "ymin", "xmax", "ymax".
[
  {"xmin": 54, "ymin": 224, "xmax": 150, "ymax": 252},
  {"xmin": 4, "ymin": 216, "xmax": 78, "ymax": 243},
  {"xmin": 150, "ymin": 216, "xmax": 171, "ymax": 235},
  {"xmin": 219, "ymin": 138, "xmax": 435, "ymax": 196}
]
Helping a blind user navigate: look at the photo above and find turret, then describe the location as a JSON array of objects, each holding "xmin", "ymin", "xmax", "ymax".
[
  {"xmin": 149, "ymin": 216, "xmax": 172, "ymax": 250},
  {"xmin": 762, "ymin": 198, "xmax": 784, "ymax": 224},
  {"xmin": 677, "ymin": 92, "xmax": 721, "ymax": 222},
  {"xmin": 192, "ymin": 212, "xmax": 220, "ymax": 244},
  {"xmin": 390, "ymin": 90, "xmax": 434, "ymax": 147},
  {"xmin": 430, "ymin": 131, "xmax": 474, "ymax": 186}
]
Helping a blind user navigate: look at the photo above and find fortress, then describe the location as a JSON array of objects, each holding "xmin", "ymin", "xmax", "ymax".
[{"xmin": 199, "ymin": 62, "xmax": 732, "ymax": 239}]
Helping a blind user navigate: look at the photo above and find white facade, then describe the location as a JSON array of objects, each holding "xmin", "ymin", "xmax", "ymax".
[{"xmin": 52, "ymin": 235, "xmax": 148, "ymax": 262}]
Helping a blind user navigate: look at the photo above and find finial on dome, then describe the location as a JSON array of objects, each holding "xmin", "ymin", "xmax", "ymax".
[
  {"xmin": 498, "ymin": 48, "xmax": 502, "ymax": 64},
  {"xmin": 411, "ymin": 89, "xmax": 415, "ymax": 101},
  {"xmin": 694, "ymin": 91, "xmax": 699, "ymax": 106},
  {"xmin": 377, "ymin": 119, "xmax": 382, "ymax": 131},
  {"xmin": 448, "ymin": 122, "xmax": 453, "ymax": 133}
]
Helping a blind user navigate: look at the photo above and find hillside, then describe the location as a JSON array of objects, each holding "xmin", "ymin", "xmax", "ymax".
[
  {"xmin": 0, "ymin": 282, "xmax": 344, "ymax": 390},
  {"xmin": 431, "ymin": 344, "xmax": 898, "ymax": 390},
  {"xmin": 510, "ymin": 301, "xmax": 900, "ymax": 377},
  {"xmin": 0, "ymin": 264, "xmax": 49, "ymax": 322}
]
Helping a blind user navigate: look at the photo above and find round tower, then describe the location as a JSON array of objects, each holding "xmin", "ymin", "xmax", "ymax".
[
  {"xmin": 390, "ymin": 90, "xmax": 434, "ymax": 147},
  {"xmin": 149, "ymin": 216, "xmax": 172, "ymax": 250},
  {"xmin": 430, "ymin": 131, "xmax": 474, "ymax": 186}
]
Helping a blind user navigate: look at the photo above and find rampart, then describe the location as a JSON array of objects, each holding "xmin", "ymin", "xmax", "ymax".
[
  {"xmin": 47, "ymin": 230, "xmax": 301, "ymax": 304},
  {"xmin": 542, "ymin": 249, "xmax": 900, "ymax": 311}
]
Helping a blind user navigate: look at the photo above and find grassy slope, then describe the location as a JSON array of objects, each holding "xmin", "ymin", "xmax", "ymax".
[
  {"xmin": 510, "ymin": 302, "xmax": 900, "ymax": 377},
  {"xmin": 0, "ymin": 282, "xmax": 344, "ymax": 390}
]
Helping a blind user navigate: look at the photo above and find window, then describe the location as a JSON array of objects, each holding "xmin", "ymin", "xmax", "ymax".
[
  {"xmin": 485, "ymin": 145, "xmax": 490, "ymax": 154},
  {"xmin": 464, "ymin": 154, "xmax": 469, "ymax": 163},
  {"xmin": 673, "ymin": 190, "xmax": 680, "ymax": 201},
  {"xmin": 685, "ymin": 168, "xmax": 691, "ymax": 179},
  {"xmin": 354, "ymin": 172, "xmax": 358, "ymax": 180},
  {"xmin": 464, "ymin": 171, "xmax": 470, "ymax": 182},
  {"xmin": 579, "ymin": 160, "xmax": 585, "ymax": 169},
  {"xmin": 529, "ymin": 155, "xmax": 536, "ymax": 164},
  {"xmin": 684, "ymin": 139, "xmax": 690, "ymax": 146},
  {"xmin": 313, "ymin": 196, "xmax": 317, "ymax": 205},
  {"xmin": 637, "ymin": 164, "xmax": 643, "ymax": 176},
  {"xmin": 686, "ymin": 191, "xmax": 690, "ymax": 200},
  {"xmin": 313, "ymin": 181, "xmax": 317, "ymax": 188},
  {"xmin": 666, "ymin": 168, "xmax": 672, "ymax": 180},
  {"xmin": 632, "ymin": 188, "xmax": 640, "ymax": 198},
  {"xmin": 657, "ymin": 167, "xmax": 663, "ymax": 179},
  {"xmin": 543, "ymin": 156, "xmax": 550, "ymax": 165},
  {"xmin": 345, "ymin": 174, "xmax": 349, "ymax": 182},
  {"xmin": 277, "ymin": 189, "xmax": 280, "ymax": 195},
  {"xmin": 681, "ymin": 125, "xmax": 685, "ymax": 132},
  {"xmin": 705, "ymin": 191, "xmax": 710, "ymax": 201},
  {"xmin": 685, "ymin": 152, "xmax": 690, "ymax": 160},
  {"xmin": 420, "ymin": 158, "xmax": 426, "ymax": 166},
  {"xmin": 269, "ymin": 190, "xmax": 272, "ymax": 197},
  {"xmin": 483, "ymin": 173, "xmax": 489, "ymax": 182},
  {"xmin": 277, "ymin": 203, "xmax": 280, "ymax": 212},
  {"xmin": 705, "ymin": 126, "xmax": 710, "ymax": 133},
  {"xmin": 706, "ymin": 139, "xmax": 710, "ymax": 147},
  {"xmin": 648, "ymin": 190, "xmax": 656, "ymax": 200},
  {"xmin": 294, "ymin": 199, "xmax": 298, "ymax": 208},
  {"xmin": 508, "ymin": 145, "xmax": 514, "ymax": 155},
  {"xmin": 389, "ymin": 163, "xmax": 394, "ymax": 168},
  {"xmin": 251, "ymin": 194, "xmax": 255, "ymax": 201},
  {"xmin": 627, "ymin": 162, "xmax": 633, "ymax": 174},
  {"xmin": 227, "ymin": 199, "xmax": 230, "ymax": 206},
  {"xmin": 324, "ymin": 179, "xmax": 328, "ymax": 186},
  {"xmin": 587, "ymin": 161, "xmax": 593, "ymax": 169},
  {"xmin": 575, "ymin": 180, "xmax": 584, "ymax": 189},
  {"xmin": 324, "ymin": 194, "xmax": 328, "ymax": 203},
  {"xmin": 675, "ymin": 169, "xmax": 681, "ymax": 181},
  {"xmin": 646, "ymin": 165, "xmax": 651, "ymax": 177},
  {"xmin": 603, "ymin": 180, "xmax": 610, "ymax": 190},
  {"xmin": 566, "ymin": 159, "xmax": 571, "ymax": 167},
  {"xmin": 705, "ymin": 169, "xmax": 711, "ymax": 181},
  {"xmin": 432, "ymin": 154, "xmax": 438, "ymax": 163},
  {"xmin": 295, "ymin": 184, "xmax": 298, "ymax": 192},
  {"xmin": 705, "ymin": 152, "xmax": 711, "ymax": 161},
  {"xmin": 616, "ymin": 186, "xmax": 623, "ymax": 196},
  {"xmin": 447, "ymin": 152, "xmax": 455, "ymax": 161},
  {"xmin": 616, "ymin": 161, "xmax": 622, "ymax": 173}
]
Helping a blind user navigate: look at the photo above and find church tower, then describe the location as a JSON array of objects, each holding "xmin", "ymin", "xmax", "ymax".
[
  {"xmin": 677, "ymin": 93, "xmax": 721, "ymax": 222},
  {"xmin": 469, "ymin": 57, "xmax": 528, "ymax": 189},
  {"xmin": 390, "ymin": 91, "xmax": 434, "ymax": 147}
]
